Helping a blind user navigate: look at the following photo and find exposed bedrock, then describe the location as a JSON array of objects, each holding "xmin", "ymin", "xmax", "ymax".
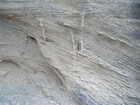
[{"xmin": 0, "ymin": 0, "xmax": 140, "ymax": 105}]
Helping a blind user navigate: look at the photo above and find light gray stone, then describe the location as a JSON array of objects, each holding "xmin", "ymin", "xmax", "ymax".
[
  {"xmin": 73, "ymin": 88, "xmax": 102, "ymax": 105},
  {"xmin": 0, "ymin": 0, "xmax": 140, "ymax": 105}
]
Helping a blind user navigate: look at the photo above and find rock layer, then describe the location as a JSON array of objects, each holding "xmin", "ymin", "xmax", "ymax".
[{"xmin": 0, "ymin": 0, "xmax": 140, "ymax": 105}]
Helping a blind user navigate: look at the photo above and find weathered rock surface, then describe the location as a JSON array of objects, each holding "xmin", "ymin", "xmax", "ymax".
[{"xmin": 0, "ymin": 0, "xmax": 140, "ymax": 105}]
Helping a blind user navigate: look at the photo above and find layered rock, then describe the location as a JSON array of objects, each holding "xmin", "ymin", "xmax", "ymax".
[{"xmin": 0, "ymin": 0, "xmax": 140, "ymax": 105}]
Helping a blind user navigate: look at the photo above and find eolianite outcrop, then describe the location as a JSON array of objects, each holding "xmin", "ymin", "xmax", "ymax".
[{"xmin": 0, "ymin": 0, "xmax": 140, "ymax": 105}]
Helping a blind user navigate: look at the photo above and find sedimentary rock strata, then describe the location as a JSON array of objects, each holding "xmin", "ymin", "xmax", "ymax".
[{"xmin": 0, "ymin": 0, "xmax": 140, "ymax": 105}]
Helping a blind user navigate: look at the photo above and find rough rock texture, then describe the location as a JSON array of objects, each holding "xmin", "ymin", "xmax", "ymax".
[{"xmin": 0, "ymin": 0, "xmax": 140, "ymax": 105}]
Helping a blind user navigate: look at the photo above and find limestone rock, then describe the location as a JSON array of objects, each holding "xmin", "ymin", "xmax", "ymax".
[{"xmin": 0, "ymin": 0, "xmax": 140, "ymax": 105}]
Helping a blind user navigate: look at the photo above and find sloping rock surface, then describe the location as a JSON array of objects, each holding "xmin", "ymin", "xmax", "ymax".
[{"xmin": 0, "ymin": 0, "xmax": 140, "ymax": 105}]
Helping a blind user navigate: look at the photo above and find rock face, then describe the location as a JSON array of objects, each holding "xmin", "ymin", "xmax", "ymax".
[{"xmin": 0, "ymin": 0, "xmax": 140, "ymax": 105}]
